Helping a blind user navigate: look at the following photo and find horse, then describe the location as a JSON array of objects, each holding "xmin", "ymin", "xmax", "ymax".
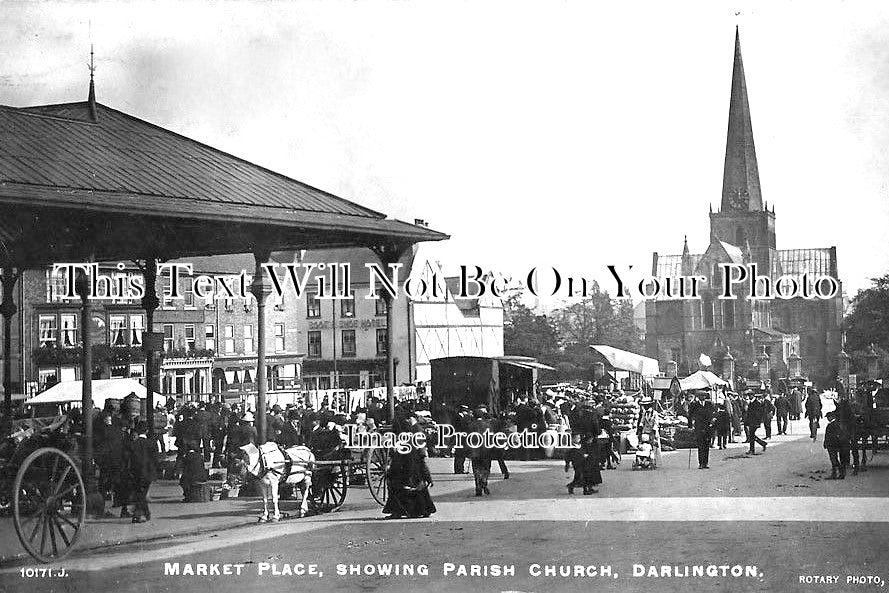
[{"xmin": 236, "ymin": 442, "xmax": 314, "ymax": 522}]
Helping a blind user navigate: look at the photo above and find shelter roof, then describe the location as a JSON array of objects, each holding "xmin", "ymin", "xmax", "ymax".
[{"xmin": 0, "ymin": 101, "xmax": 446, "ymax": 265}]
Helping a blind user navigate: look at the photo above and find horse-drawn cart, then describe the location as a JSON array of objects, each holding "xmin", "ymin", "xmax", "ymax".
[{"xmin": 1, "ymin": 417, "xmax": 87, "ymax": 563}]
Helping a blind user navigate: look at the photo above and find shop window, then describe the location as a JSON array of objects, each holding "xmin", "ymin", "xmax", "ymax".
[{"xmin": 38, "ymin": 368, "xmax": 59, "ymax": 390}]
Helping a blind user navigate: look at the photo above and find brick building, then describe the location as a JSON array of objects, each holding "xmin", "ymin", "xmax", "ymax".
[{"xmin": 644, "ymin": 30, "xmax": 844, "ymax": 386}]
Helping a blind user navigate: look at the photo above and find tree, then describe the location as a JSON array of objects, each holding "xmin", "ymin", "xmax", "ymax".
[
  {"xmin": 502, "ymin": 293, "xmax": 559, "ymax": 363},
  {"xmin": 844, "ymin": 273, "xmax": 889, "ymax": 375}
]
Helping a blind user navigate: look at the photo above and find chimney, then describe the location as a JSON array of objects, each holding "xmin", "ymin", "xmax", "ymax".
[{"xmin": 414, "ymin": 219, "xmax": 428, "ymax": 228}]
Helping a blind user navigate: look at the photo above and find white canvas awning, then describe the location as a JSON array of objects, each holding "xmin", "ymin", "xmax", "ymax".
[
  {"xmin": 26, "ymin": 378, "xmax": 159, "ymax": 411},
  {"xmin": 680, "ymin": 370, "xmax": 729, "ymax": 390},
  {"xmin": 590, "ymin": 345, "xmax": 659, "ymax": 376}
]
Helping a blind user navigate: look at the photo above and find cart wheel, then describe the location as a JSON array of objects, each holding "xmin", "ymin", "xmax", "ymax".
[
  {"xmin": 13, "ymin": 447, "xmax": 86, "ymax": 563},
  {"xmin": 366, "ymin": 448, "xmax": 389, "ymax": 507},
  {"xmin": 309, "ymin": 461, "xmax": 348, "ymax": 513}
]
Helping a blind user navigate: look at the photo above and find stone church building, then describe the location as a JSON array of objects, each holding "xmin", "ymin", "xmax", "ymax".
[{"xmin": 644, "ymin": 30, "xmax": 843, "ymax": 387}]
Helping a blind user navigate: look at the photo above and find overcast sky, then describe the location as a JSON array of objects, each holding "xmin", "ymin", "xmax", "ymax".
[{"xmin": 2, "ymin": 1, "xmax": 888, "ymax": 304}]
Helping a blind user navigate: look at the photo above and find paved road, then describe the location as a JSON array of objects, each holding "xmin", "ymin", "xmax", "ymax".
[{"xmin": 2, "ymin": 414, "xmax": 888, "ymax": 593}]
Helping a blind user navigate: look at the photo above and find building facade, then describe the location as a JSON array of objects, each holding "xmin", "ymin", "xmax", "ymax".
[
  {"xmin": 11, "ymin": 243, "xmax": 503, "ymax": 400},
  {"xmin": 644, "ymin": 30, "xmax": 843, "ymax": 386}
]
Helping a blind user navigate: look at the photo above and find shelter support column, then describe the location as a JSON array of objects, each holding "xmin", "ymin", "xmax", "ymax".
[
  {"xmin": 382, "ymin": 292, "xmax": 395, "ymax": 422},
  {"xmin": 251, "ymin": 249, "xmax": 272, "ymax": 443},
  {"xmin": 76, "ymin": 269, "xmax": 104, "ymax": 516},
  {"xmin": 141, "ymin": 259, "xmax": 159, "ymax": 435},
  {"xmin": 371, "ymin": 242, "xmax": 410, "ymax": 424},
  {"xmin": 1, "ymin": 267, "xmax": 20, "ymax": 438}
]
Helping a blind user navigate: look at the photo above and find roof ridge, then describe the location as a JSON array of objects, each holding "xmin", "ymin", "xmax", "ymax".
[
  {"xmin": 1, "ymin": 103, "xmax": 99, "ymax": 125},
  {"xmin": 92, "ymin": 102, "xmax": 387, "ymax": 220}
]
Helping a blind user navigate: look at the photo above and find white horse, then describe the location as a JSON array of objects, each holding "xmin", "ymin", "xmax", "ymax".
[{"xmin": 239, "ymin": 442, "xmax": 314, "ymax": 522}]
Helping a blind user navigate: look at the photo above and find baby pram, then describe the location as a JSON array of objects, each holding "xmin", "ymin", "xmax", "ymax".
[{"xmin": 632, "ymin": 434, "xmax": 657, "ymax": 470}]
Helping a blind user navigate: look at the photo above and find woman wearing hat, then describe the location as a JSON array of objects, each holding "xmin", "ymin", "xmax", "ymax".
[
  {"xmin": 636, "ymin": 397, "xmax": 661, "ymax": 468},
  {"xmin": 382, "ymin": 412, "xmax": 436, "ymax": 518}
]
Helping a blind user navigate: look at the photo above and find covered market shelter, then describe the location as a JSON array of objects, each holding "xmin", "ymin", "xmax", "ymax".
[{"xmin": 0, "ymin": 80, "xmax": 447, "ymax": 511}]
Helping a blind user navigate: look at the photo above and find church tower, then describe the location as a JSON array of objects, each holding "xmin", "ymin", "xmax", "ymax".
[{"xmin": 709, "ymin": 28, "xmax": 776, "ymax": 274}]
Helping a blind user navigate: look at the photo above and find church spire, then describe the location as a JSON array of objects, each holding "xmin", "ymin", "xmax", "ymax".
[
  {"xmin": 721, "ymin": 27, "xmax": 762, "ymax": 212},
  {"xmin": 87, "ymin": 45, "xmax": 98, "ymax": 122}
]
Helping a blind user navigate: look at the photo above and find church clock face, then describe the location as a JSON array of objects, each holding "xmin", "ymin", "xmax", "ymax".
[{"xmin": 730, "ymin": 188, "xmax": 748, "ymax": 209}]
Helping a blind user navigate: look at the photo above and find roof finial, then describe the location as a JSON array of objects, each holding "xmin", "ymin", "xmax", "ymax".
[{"xmin": 87, "ymin": 44, "xmax": 98, "ymax": 122}]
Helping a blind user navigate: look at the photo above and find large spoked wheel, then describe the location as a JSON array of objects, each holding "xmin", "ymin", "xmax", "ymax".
[
  {"xmin": 366, "ymin": 447, "xmax": 390, "ymax": 507},
  {"xmin": 309, "ymin": 461, "xmax": 348, "ymax": 513},
  {"xmin": 13, "ymin": 447, "xmax": 86, "ymax": 563}
]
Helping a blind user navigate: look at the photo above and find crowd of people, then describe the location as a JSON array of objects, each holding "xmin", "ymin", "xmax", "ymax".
[{"xmin": 42, "ymin": 379, "xmax": 874, "ymax": 525}]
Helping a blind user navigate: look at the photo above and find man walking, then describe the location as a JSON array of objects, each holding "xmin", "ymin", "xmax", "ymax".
[
  {"xmin": 688, "ymin": 392, "xmax": 715, "ymax": 469},
  {"xmin": 744, "ymin": 394, "xmax": 768, "ymax": 454},
  {"xmin": 468, "ymin": 406, "xmax": 494, "ymax": 496},
  {"xmin": 805, "ymin": 391, "xmax": 823, "ymax": 440},
  {"xmin": 774, "ymin": 392, "xmax": 790, "ymax": 435}
]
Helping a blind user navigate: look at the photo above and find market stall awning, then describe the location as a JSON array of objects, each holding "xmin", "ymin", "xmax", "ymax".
[
  {"xmin": 494, "ymin": 356, "xmax": 556, "ymax": 372},
  {"xmin": 589, "ymin": 345, "xmax": 659, "ymax": 376},
  {"xmin": 26, "ymin": 378, "xmax": 160, "ymax": 410},
  {"xmin": 680, "ymin": 370, "xmax": 729, "ymax": 390}
]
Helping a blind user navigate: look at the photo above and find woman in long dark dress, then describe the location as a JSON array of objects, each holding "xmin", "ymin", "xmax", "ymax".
[
  {"xmin": 382, "ymin": 414, "xmax": 436, "ymax": 518},
  {"xmin": 578, "ymin": 401, "xmax": 602, "ymax": 495}
]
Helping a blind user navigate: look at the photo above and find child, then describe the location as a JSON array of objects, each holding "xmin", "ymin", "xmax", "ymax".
[
  {"xmin": 715, "ymin": 403, "xmax": 732, "ymax": 450},
  {"xmin": 126, "ymin": 419, "xmax": 160, "ymax": 523},
  {"xmin": 823, "ymin": 411, "xmax": 851, "ymax": 480}
]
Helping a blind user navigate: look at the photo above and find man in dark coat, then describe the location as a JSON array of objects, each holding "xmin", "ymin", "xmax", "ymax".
[
  {"xmin": 573, "ymin": 401, "xmax": 602, "ymax": 495},
  {"xmin": 823, "ymin": 411, "xmax": 851, "ymax": 479},
  {"xmin": 744, "ymin": 394, "xmax": 768, "ymax": 454},
  {"xmin": 126, "ymin": 419, "xmax": 159, "ymax": 523},
  {"xmin": 774, "ymin": 393, "xmax": 790, "ymax": 435},
  {"xmin": 687, "ymin": 393, "xmax": 715, "ymax": 469},
  {"xmin": 452, "ymin": 405, "xmax": 472, "ymax": 474},
  {"xmin": 805, "ymin": 391, "xmax": 823, "ymax": 440},
  {"xmin": 468, "ymin": 406, "xmax": 494, "ymax": 496},
  {"xmin": 513, "ymin": 397, "xmax": 537, "ymax": 461},
  {"xmin": 99, "ymin": 414, "xmax": 131, "ymax": 516}
]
